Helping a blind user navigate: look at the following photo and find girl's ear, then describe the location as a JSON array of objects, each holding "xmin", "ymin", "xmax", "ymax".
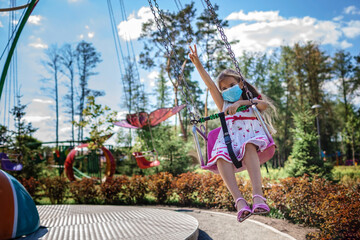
[{"xmin": 238, "ymin": 81, "xmax": 244, "ymax": 89}]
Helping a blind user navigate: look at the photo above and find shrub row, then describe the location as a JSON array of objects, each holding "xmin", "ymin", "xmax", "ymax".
[{"xmin": 21, "ymin": 172, "xmax": 359, "ymax": 240}]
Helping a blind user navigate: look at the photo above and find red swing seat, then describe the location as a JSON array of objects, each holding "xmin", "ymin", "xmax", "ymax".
[{"xmin": 132, "ymin": 151, "xmax": 160, "ymax": 169}]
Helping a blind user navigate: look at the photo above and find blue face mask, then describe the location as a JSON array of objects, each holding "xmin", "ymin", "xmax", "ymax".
[{"xmin": 222, "ymin": 84, "xmax": 243, "ymax": 102}]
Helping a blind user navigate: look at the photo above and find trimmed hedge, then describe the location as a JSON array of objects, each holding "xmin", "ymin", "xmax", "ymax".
[{"xmin": 23, "ymin": 172, "xmax": 359, "ymax": 239}]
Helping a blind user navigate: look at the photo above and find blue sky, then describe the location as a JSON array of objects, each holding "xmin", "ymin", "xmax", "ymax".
[{"xmin": 0, "ymin": 0, "xmax": 359, "ymax": 142}]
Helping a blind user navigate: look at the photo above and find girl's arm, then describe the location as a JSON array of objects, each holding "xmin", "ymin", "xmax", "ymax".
[
  {"xmin": 224, "ymin": 99, "xmax": 268, "ymax": 115},
  {"xmin": 189, "ymin": 45, "xmax": 223, "ymax": 111}
]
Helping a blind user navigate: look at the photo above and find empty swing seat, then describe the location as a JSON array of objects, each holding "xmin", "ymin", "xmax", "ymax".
[
  {"xmin": 132, "ymin": 152, "xmax": 160, "ymax": 169},
  {"xmin": 205, "ymin": 127, "xmax": 276, "ymax": 171}
]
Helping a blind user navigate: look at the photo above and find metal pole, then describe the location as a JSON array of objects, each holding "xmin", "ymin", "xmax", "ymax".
[
  {"xmin": 312, "ymin": 104, "xmax": 322, "ymax": 160},
  {"xmin": 316, "ymin": 113, "xmax": 321, "ymax": 160}
]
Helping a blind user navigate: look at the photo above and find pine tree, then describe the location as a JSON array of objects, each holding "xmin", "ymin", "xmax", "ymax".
[{"xmin": 285, "ymin": 110, "xmax": 332, "ymax": 178}]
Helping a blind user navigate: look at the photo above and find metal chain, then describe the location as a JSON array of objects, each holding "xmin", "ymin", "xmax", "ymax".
[
  {"xmin": 152, "ymin": 0, "xmax": 199, "ymax": 118},
  {"xmin": 203, "ymin": 0, "xmax": 254, "ymax": 103},
  {"xmin": 148, "ymin": 0, "xmax": 202, "ymax": 122}
]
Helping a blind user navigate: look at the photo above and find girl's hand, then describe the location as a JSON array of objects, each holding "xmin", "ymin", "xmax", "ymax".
[
  {"xmin": 224, "ymin": 101, "xmax": 241, "ymax": 116},
  {"xmin": 188, "ymin": 44, "xmax": 200, "ymax": 65}
]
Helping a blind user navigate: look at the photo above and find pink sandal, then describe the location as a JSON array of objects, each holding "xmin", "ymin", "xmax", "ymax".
[
  {"xmin": 234, "ymin": 197, "xmax": 252, "ymax": 222},
  {"xmin": 252, "ymin": 194, "xmax": 270, "ymax": 215}
]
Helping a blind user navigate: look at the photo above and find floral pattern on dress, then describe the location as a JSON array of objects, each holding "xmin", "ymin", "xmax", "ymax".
[{"xmin": 202, "ymin": 100, "xmax": 273, "ymax": 174}]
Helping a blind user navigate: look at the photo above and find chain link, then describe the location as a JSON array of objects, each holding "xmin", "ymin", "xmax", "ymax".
[
  {"xmin": 203, "ymin": 0, "xmax": 254, "ymax": 103},
  {"xmin": 148, "ymin": 0, "xmax": 203, "ymax": 124}
]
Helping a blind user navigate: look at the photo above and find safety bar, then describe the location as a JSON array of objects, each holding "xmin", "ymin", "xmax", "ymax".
[
  {"xmin": 192, "ymin": 125, "xmax": 208, "ymax": 167},
  {"xmin": 135, "ymin": 150, "xmax": 159, "ymax": 159},
  {"xmin": 251, "ymin": 105, "xmax": 274, "ymax": 142}
]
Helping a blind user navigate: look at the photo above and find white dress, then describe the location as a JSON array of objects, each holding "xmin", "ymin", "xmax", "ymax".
[{"xmin": 203, "ymin": 99, "xmax": 273, "ymax": 174}]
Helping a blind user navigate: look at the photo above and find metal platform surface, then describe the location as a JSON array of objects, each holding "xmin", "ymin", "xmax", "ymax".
[{"xmin": 20, "ymin": 205, "xmax": 199, "ymax": 240}]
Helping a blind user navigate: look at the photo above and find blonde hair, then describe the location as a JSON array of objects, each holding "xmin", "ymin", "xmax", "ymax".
[{"xmin": 216, "ymin": 69, "xmax": 277, "ymax": 134}]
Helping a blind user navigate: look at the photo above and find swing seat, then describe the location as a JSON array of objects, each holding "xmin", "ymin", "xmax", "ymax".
[
  {"xmin": 205, "ymin": 127, "xmax": 276, "ymax": 167},
  {"xmin": 0, "ymin": 153, "xmax": 23, "ymax": 171},
  {"xmin": 132, "ymin": 152, "xmax": 160, "ymax": 169}
]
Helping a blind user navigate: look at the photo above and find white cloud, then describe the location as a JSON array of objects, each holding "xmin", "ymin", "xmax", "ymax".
[
  {"xmin": 323, "ymin": 79, "xmax": 340, "ymax": 95},
  {"xmin": 147, "ymin": 70, "xmax": 158, "ymax": 87},
  {"xmin": 344, "ymin": 6, "xmax": 360, "ymax": 15},
  {"xmin": 340, "ymin": 40, "xmax": 353, "ymax": 48},
  {"xmin": 24, "ymin": 115, "xmax": 52, "ymax": 123},
  {"xmin": 342, "ymin": 20, "xmax": 360, "ymax": 38},
  {"xmin": 226, "ymin": 10, "xmax": 283, "ymax": 22},
  {"xmin": 33, "ymin": 98, "xmax": 53, "ymax": 104},
  {"xmin": 117, "ymin": 7, "xmax": 154, "ymax": 41},
  {"xmin": 353, "ymin": 96, "xmax": 360, "ymax": 105},
  {"xmin": 333, "ymin": 16, "xmax": 343, "ymax": 21},
  {"xmin": 79, "ymin": 34, "xmax": 84, "ymax": 39},
  {"xmin": 224, "ymin": 10, "xmax": 358, "ymax": 54},
  {"xmin": 28, "ymin": 37, "xmax": 48, "ymax": 49},
  {"xmin": 0, "ymin": 21, "xmax": 2, "ymax": 27},
  {"xmin": 88, "ymin": 32, "xmax": 94, "ymax": 38},
  {"xmin": 68, "ymin": 0, "xmax": 82, "ymax": 3},
  {"xmin": 28, "ymin": 15, "xmax": 42, "ymax": 25}
]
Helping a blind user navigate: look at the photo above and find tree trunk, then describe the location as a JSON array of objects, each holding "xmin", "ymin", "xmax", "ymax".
[{"xmin": 55, "ymin": 66, "xmax": 59, "ymax": 148}]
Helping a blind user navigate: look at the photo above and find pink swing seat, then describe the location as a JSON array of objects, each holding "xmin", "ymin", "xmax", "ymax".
[{"xmin": 204, "ymin": 127, "xmax": 276, "ymax": 172}]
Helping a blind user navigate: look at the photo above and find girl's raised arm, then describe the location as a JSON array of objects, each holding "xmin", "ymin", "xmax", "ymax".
[{"xmin": 189, "ymin": 44, "xmax": 223, "ymax": 111}]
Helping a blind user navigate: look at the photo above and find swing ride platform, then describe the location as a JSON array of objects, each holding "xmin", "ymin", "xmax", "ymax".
[{"xmin": 20, "ymin": 205, "xmax": 199, "ymax": 240}]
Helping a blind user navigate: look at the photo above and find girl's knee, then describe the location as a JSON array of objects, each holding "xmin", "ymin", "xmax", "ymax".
[{"xmin": 245, "ymin": 143, "xmax": 257, "ymax": 152}]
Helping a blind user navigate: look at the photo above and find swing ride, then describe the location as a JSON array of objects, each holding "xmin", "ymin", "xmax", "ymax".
[
  {"xmin": 0, "ymin": 0, "xmax": 276, "ymax": 174},
  {"xmin": 147, "ymin": 0, "xmax": 276, "ymax": 170}
]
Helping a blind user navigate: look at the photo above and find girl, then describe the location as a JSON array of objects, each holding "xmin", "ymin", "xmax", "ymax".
[{"xmin": 189, "ymin": 44, "xmax": 276, "ymax": 223}]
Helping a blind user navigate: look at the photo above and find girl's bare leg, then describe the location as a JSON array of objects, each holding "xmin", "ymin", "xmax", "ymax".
[
  {"xmin": 242, "ymin": 143, "xmax": 266, "ymax": 211},
  {"xmin": 217, "ymin": 158, "xmax": 250, "ymax": 216}
]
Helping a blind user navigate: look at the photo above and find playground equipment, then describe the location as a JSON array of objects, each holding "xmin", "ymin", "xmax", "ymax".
[
  {"xmin": 0, "ymin": 152, "xmax": 23, "ymax": 171},
  {"xmin": 132, "ymin": 150, "xmax": 160, "ymax": 169},
  {"xmin": 64, "ymin": 143, "xmax": 116, "ymax": 181},
  {"xmin": 0, "ymin": 169, "xmax": 40, "ymax": 239},
  {"xmin": 114, "ymin": 105, "xmax": 186, "ymax": 129},
  {"xmin": 1, "ymin": 0, "xmax": 39, "ymax": 101},
  {"xmin": 147, "ymin": 0, "xmax": 276, "ymax": 170},
  {"xmin": 114, "ymin": 105, "xmax": 185, "ymax": 169}
]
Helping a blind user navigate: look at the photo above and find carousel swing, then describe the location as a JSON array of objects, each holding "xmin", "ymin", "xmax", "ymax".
[
  {"xmin": 114, "ymin": 105, "xmax": 186, "ymax": 169},
  {"xmin": 147, "ymin": 0, "xmax": 276, "ymax": 169}
]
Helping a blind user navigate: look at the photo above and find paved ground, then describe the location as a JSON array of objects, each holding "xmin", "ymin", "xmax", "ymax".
[
  {"xmin": 19, "ymin": 205, "xmax": 297, "ymax": 240},
  {"xmin": 154, "ymin": 207, "xmax": 296, "ymax": 240}
]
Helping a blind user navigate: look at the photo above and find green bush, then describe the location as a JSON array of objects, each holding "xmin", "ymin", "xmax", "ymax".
[
  {"xmin": 172, "ymin": 172, "xmax": 202, "ymax": 206},
  {"xmin": 265, "ymin": 175, "xmax": 360, "ymax": 239},
  {"xmin": 148, "ymin": 172, "xmax": 174, "ymax": 204},
  {"xmin": 69, "ymin": 178, "xmax": 99, "ymax": 204},
  {"xmin": 19, "ymin": 177, "xmax": 40, "ymax": 202},
  {"xmin": 197, "ymin": 172, "xmax": 223, "ymax": 208},
  {"xmin": 129, "ymin": 175, "xmax": 148, "ymax": 204},
  {"xmin": 100, "ymin": 176, "xmax": 126, "ymax": 204},
  {"xmin": 41, "ymin": 176, "xmax": 68, "ymax": 204},
  {"xmin": 116, "ymin": 175, "xmax": 132, "ymax": 204}
]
